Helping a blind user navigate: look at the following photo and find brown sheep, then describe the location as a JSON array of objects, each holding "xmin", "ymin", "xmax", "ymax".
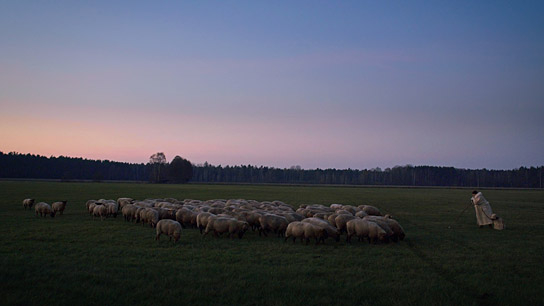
[{"xmin": 155, "ymin": 219, "xmax": 182, "ymax": 243}]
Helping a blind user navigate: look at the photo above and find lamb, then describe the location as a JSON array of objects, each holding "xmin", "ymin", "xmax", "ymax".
[
  {"xmin": 23, "ymin": 198, "xmax": 35, "ymax": 210},
  {"xmin": 284, "ymin": 221, "xmax": 328, "ymax": 245},
  {"xmin": 35, "ymin": 202, "xmax": 55, "ymax": 218},
  {"xmin": 346, "ymin": 219, "xmax": 387, "ymax": 244},
  {"xmin": 258, "ymin": 214, "xmax": 289, "ymax": 237},
  {"xmin": 51, "ymin": 201, "xmax": 67, "ymax": 215},
  {"xmin": 155, "ymin": 219, "xmax": 182, "ymax": 243}
]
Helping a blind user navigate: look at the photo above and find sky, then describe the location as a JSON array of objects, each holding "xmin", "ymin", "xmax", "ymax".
[{"xmin": 1, "ymin": 1, "xmax": 543, "ymax": 170}]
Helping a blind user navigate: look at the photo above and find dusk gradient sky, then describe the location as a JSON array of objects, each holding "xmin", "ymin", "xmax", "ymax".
[{"xmin": 1, "ymin": 1, "xmax": 543, "ymax": 170}]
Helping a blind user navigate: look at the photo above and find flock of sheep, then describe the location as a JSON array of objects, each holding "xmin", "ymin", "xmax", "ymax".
[
  {"xmin": 23, "ymin": 198, "xmax": 67, "ymax": 217},
  {"xmin": 23, "ymin": 197, "xmax": 405, "ymax": 245},
  {"xmin": 82, "ymin": 197, "xmax": 405, "ymax": 245}
]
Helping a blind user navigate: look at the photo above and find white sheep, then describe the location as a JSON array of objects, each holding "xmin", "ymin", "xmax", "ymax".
[
  {"xmin": 23, "ymin": 198, "xmax": 35, "ymax": 210},
  {"xmin": 155, "ymin": 219, "xmax": 182, "ymax": 243},
  {"xmin": 51, "ymin": 201, "xmax": 67, "ymax": 215},
  {"xmin": 35, "ymin": 202, "xmax": 55, "ymax": 218}
]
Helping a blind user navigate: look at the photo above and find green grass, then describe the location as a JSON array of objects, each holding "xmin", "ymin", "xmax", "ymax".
[{"xmin": 1, "ymin": 181, "xmax": 543, "ymax": 305}]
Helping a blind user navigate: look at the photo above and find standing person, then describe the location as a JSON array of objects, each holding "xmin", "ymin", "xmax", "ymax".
[{"xmin": 471, "ymin": 190, "xmax": 494, "ymax": 228}]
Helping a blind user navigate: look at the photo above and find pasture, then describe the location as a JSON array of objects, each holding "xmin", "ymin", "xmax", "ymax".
[{"xmin": 1, "ymin": 181, "xmax": 543, "ymax": 305}]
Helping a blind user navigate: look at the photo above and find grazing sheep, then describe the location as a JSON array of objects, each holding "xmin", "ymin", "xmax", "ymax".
[
  {"xmin": 23, "ymin": 198, "xmax": 35, "ymax": 210},
  {"xmin": 346, "ymin": 219, "xmax": 387, "ymax": 244},
  {"xmin": 334, "ymin": 214, "xmax": 357, "ymax": 234},
  {"xmin": 355, "ymin": 211, "xmax": 368, "ymax": 218},
  {"xmin": 375, "ymin": 217, "xmax": 405, "ymax": 241},
  {"xmin": 88, "ymin": 202, "xmax": 98, "ymax": 216},
  {"xmin": 363, "ymin": 216, "xmax": 395, "ymax": 241},
  {"xmin": 285, "ymin": 222, "xmax": 327, "ymax": 245},
  {"xmin": 35, "ymin": 202, "xmax": 55, "ymax": 218},
  {"xmin": 258, "ymin": 214, "xmax": 289, "ymax": 237},
  {"xmin": 103, "ymin": 202, "xmax": 119, "ymax": 218},
  {"xmin": 157, "ymin": 208, "xmax": 176, "ymax": 220},
  {"xmin": 301, "ymin": 218, "xmax": 341, "ymax": 242},
  {"xmin": 285, "ymin": 221, "xmax": 305, "ymax": 243},
  {"xmin": 175, "ymin": 208, "xmax": 198, "ymax": 228},
  {"xmin": 85, "ymin": 200, "xmax": 96, "ymax": 210},
  {"xmin": 243, "ymin": 211, "xmax": 263, "ymax": 231},
  {"xmin": 155, "ymin": 219, "xmax": 182, "ymax": 243},
  {"xmin": 330, "ymin": 203, "xmax": 344, "ymax": 210},
  {"xmin": 93, "ymin": 205, "xmax": 108, "ymax": 220},
  {"xmin": 117, "ymin": 198, "xmax": 133, "ymax": 209},
  {"xmin": 122, "ymin": 204, "xmax": 137, "ymax": 222},
  {"xmin": 143, "ymin": 208, "xmax": 159, "ymax": 227},
  {"xmin": 361, "ymin": 205, "xmax": 382, "ymax": 216},
  {"xmin": 51, "ymin": 201, "xmax": 67, "ymax": 215},
  {"xmin": 327, "ymin": 213, "xmax": 339, "ymax": 226},
  {"xmin": 204, "ymin": 217, "xmax": 249, "ymax": 238},
  {"xmin": 342, "ymin": 205, "xmax": 358, "ymax": 215},
  {"xmin": 196, "ymin": 212, "xmax": 215, "ymax": 234}
]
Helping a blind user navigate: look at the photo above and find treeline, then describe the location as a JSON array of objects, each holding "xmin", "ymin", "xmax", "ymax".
[
  {"xmin": 0, "ymin": 152, "xmax": 149, "ymax": 181},
  {"xmin": 192, "ymin": 163, "xmax": 543, "ymax": 188},
  {"xmin": 1, "ymin": 151, "xmax": 542, "ymax": 188}
]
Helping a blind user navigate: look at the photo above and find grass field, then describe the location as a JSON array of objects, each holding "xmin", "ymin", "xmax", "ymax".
[{"xmin": 1, "ymin": 181, "xmax": 543, "ymax": 305}]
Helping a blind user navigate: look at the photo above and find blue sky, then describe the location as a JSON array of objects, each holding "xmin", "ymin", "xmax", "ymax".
[{"xmin": 1, "ymin": 1, "xmax": 543, "ymax": 169}]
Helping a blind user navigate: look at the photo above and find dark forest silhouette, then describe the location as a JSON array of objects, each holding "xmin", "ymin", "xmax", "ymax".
[{"xmin": 0, "ymin": 151, "xmax": 542, "ymax": 188}]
